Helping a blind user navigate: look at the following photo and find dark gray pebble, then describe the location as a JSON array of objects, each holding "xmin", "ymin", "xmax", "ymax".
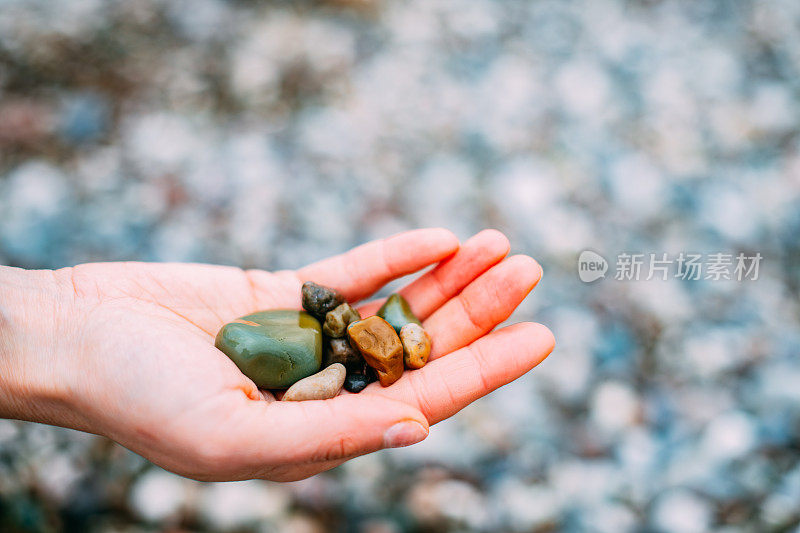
[
  {"xmin": 302, "ymin": 281, "xmax": 344, "ymax": 318},
  {"xmin": 344, "ymin": 373, "xmax": 371, "ymax": 393}
]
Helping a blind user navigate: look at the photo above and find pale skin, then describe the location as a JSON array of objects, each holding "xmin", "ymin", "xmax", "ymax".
[{"xmin": 0, "ymin": 228, "xmax": 554, "ymax": 482}]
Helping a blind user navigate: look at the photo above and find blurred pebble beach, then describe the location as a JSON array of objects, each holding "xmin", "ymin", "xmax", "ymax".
[{"xmin": 1, "ymin": 0, "xmax": 800, "ymax": 531}]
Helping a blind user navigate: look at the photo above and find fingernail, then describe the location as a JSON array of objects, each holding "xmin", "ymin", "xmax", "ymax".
[{"xmin": 384, "ymin": 420, "xmax": 428, "ymax": 448}]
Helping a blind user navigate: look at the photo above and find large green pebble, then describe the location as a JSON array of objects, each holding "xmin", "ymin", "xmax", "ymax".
[
  {"xmin": 215, "ymin": 310, "xmax": 322, "ymax": 389},
  {"xmin": 376, "ymin": 293, "xmax": 422, "ymax": 334}
]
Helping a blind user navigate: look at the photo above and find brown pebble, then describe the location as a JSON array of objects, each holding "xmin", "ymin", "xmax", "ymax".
[
  {"xmin": 400, "ymin": 323, "xmax": 431, "ymax": 369},
  {"xmin": 324, "ymin": 337, "xmax": 364, "ymax": 369},
  {"xmin": 323, "ymin": 303, "xmax": 361, "ymax": 338},
  {"xmin": 282, "ymin": 363, "xmax": 346, "ymax": 401},
  {"xmin": 346, "ymin": 316, "xmax": 404, "ymax": 387}
]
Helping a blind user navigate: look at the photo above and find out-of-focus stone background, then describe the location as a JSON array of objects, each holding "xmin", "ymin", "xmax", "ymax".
[{"xmin": 1, "ymin": 0, "xmax": 799, "ymax": 531}]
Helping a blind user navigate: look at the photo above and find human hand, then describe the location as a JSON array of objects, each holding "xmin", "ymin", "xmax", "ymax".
[{"xmin": 0, "ymin": 229, "xmax": 554, "ymax": 481}]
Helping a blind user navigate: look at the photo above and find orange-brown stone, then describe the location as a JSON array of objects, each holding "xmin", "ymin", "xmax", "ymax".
[{"xmin": 346, "ymin": 316, "xmax": 404, "ymax": 387}]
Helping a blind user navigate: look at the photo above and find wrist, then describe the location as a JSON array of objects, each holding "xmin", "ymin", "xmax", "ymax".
[{"xmin": 0, "ymin": 266, "xmax": 83, "ymax": 427}]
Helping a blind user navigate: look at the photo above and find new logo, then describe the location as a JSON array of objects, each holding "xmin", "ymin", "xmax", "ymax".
[{"xmin": 578, "ymin": 250, "xmax": 608, "ymax": 283}]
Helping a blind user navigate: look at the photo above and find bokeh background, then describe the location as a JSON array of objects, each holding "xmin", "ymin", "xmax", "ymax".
[{"xmin": 1, "ymin": 0, "xmax": 799, "ymax": 531}]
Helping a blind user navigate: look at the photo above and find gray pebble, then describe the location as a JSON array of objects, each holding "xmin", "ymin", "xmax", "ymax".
[{"xmin": 323, "ymin": 302, "xmax": 361, "ymax": 338}]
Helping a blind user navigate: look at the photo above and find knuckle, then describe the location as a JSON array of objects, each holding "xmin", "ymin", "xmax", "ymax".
[
  {"xmin": 460, "ymin": 295, "xmax": 487, "ymax": 331},
  {"xmin": 311, "ymin": 434, "xmax": 360, "ymax": 462}
]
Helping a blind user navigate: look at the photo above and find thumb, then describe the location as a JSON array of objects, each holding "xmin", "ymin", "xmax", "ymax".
[{"xmin": 235, "ymin": 393, "xmax": 429, "ymax": 466}]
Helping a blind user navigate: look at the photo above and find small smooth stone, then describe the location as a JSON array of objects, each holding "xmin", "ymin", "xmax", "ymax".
[
  {"xmin": 400, "ymin": 323, "xmax": 432, "ymax": 369},
  {"xmin": 324, "ymin": 337, "xmax": 364, "ymax": 369},
  {"xmin": 283, "ymin": 363, "xmax": 346, "ymax": 401},
  {"xmin": 343, "ymin": 373, "xmax": 370, "ymax": 393},
  {"xmin": 215, "ymin": 310, "xmax": 322, "ymax": 389},
  {"xmin": 376, "ymin": 293, "xmax": 422, "ymax": 334},
  {"xmin": 347, "ymin": 316, "xmax": 404, "ymax": 387},
  {"xmin": 302, "ymin": 281, "xmax": 344, "ymax": 318},
  {"xmin": 322, "ymin": 303, "xmax": 361, "ymax": 338}
]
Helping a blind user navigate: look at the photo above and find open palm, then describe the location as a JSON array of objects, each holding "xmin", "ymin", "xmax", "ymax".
[{"xmin": 58, "ymin": 229, "xmax": 554, "ymax": 481}]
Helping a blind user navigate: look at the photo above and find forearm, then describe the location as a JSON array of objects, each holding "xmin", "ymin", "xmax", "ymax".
[{"xmin": 0, "ymin": 266, "xmax": 80, "ymax": 426}]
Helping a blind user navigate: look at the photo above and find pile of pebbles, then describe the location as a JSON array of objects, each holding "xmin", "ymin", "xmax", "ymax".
[{"xmin": 214, "ymin": 281, "xmax": 432, "ymax": 402}]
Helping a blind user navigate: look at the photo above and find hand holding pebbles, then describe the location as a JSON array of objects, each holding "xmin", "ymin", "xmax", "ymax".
[
  {"xmin": 283, "ymin": 363, "xmax": 346, "ymax": 401},
  {"xmin": 400, "ymin": 323, "xmax": 431, "ymax": 369},
  {"xmin": 216, "ymin": 282, "xmax": 433, "ymax": 399}
]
